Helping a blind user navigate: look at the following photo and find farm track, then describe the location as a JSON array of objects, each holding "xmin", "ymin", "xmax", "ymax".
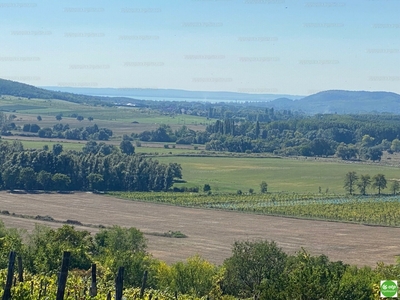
[{"xmin": 0, "ymin": 191, "xmax": 399, "ymax": 267}]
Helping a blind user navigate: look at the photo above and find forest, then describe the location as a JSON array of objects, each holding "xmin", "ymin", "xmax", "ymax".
[{"xmin": 0, "ymin": 140, "xmax": 182, "ymax": 192}]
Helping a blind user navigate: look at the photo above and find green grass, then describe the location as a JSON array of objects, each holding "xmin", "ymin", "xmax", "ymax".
[
  {"xmin": 0, "ymin": 95, "xmax": 211, "ymax": 127},
  {"xmin": 135, "ymin": 144, "xmax": 202, "ymax": 154},
  {"xmin": 0, "ymin": 104, "xmax": 46, "ymax": 111},
  {"xmin": 20, "ymin": 140, "xmax": 85, "ymax": 151},
  {"xmin": 154, "ymin": 156, "xmax": 400, "ymax": 194}
]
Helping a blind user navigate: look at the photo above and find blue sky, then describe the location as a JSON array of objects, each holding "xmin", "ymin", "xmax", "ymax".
[{"xmin": 1, "ymin": 0, "xmax": 399, "ymax": 95}]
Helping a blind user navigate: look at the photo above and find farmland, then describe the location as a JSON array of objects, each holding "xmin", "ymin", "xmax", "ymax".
[
  {"xmin": 0, "ymin": 95, "xmax": 209, "ymax": 136},
  {"xmin": 111, "ymin": 192, "xmax": 400, "ymax": 226},
  {"xmin": 155, "ymin": 155, "xmax": 400, "ymax": 194},
  {"xmin": 2, "ymin": 90, "xmax": 400, "ymax": 269},
  {"xmin": 1, "ymin": 191, "xmax": 400, "ymax": 267},
  {"xmin": 2, "ymin": 94, "xmax": 399, "ymax": 194}
]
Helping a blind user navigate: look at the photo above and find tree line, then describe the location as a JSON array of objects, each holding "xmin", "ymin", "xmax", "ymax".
[
  {"xmin": 131, "ymin": 114, "xmax": 400, "ymax": 160},
  {"xmin": 0, "ymin": 221, "xmax": 394, "ymax": 299},
  {"xmin": 20, "ymin": 122, "xmax": 113, "ymax": 141},
  {"xmin": 344, "ymin": 171, "xmax": 399, "ymax": 195},
  {"xmin": 0, "ymin": 141, "xmax": 182, "ymax": 192}
]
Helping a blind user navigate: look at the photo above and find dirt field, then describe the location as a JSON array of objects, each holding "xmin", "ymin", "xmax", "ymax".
[{"xmin": 0, "ymin": 191, "xmax": 399, "ymax": 267}]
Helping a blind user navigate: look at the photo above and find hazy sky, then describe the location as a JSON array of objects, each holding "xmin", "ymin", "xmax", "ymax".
[{"xmin": 1, "ymin": 0, "xmax": 399, "ymax": 95}]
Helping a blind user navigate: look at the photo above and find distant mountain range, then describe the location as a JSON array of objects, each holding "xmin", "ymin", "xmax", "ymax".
[
  {"xmin": 43, "ymin": 86, "xmax": 302, "ymax": 102},
  {"xmin": 1, "ymin": 78, "xmax": 400, "ymax": 114},
  {"xmin": 266, "ymin": 90, "xmax": 400, "ymax": 114}
]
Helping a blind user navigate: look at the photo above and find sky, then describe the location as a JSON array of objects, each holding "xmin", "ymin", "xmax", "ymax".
[{"xmin": 0, "ymin": 0, "xmax": 399, "ymax": 96}]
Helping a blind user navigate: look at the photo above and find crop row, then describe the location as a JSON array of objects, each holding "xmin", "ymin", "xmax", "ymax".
[{"xmin": 110, "ymin": 192, "xmax": 400, "ymax": 226}]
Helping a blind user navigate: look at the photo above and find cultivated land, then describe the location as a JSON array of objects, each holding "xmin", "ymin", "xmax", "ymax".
[
  {"xmin": 0, "ymin": 96, "xmax": 209, "ymax": 137},
  {"xmin": 156, "ymin": 156, "xmax": 400, "ymax": 194},
  {"xmin": 3, "ymin": 93, "xmax": 400, "ymax": 267},
  {"xmin": 0, "ymin": 191, "xmax": 399, "ymax": 267}
]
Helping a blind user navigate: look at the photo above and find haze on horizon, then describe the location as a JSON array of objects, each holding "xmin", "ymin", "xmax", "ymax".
[{"xmin": 0, "ymin": 0, "xmax": 399, "ymax": 96}]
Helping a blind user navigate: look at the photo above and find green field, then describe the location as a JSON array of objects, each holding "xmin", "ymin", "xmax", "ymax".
[
  {"xmin": 0, "ymin": 96, "xmax": 210, "ymax": 137},
  {"xmin": 19, "ymin": 140, "xmax": 85, "ymax": 151},
  {"xmin": 155, "ymin": 156, "xmax": 400, "ymax": 194}
]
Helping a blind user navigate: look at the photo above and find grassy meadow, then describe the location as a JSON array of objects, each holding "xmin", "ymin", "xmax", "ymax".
[
  {"xmin": 156, "ymin": 156, "xmax": 400, "ymax": 194},
  {"xmin": 17, "ymin": 139, "xmax": 86, "ymax": 151}
]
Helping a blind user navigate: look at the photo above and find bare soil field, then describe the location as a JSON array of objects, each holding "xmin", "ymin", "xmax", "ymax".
[{"xmin": 0, "ymin": 191, "xmax": 399, "ymax": 267}]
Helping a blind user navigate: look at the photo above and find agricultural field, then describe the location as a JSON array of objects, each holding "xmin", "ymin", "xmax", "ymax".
[
  {"xmin": 1, "ymin": 191, "xmax": 400, "ymax": 267},
  {"xmin": 7, "ymin": 112, "xmax": 207, "ymax": 138},
  {"xmin": 111, "ymin": 192, "xmax": 400, "ymax": 227},
  {"xmin": 155, "ymin": 155, "xmax": 400, "ymax": 194},
  {"xmin": 3, "ymin": 136, "xmax": 204, "ymax": 153},
  {"xmin": 13, "ymin": 138, "xmax": 86, "ymax": 151},
  {"xmin": 0, "ymin": 96, "xmax": 209, "ymax": 136}
]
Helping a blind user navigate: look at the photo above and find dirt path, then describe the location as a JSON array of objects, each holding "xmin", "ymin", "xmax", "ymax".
[{"xmin": 0, "ymin": 191, "xmax": 398, "ymax": 266}]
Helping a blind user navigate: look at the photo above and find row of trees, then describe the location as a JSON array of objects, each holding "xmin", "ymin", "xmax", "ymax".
[
  {"xmin": 53, "ymin": 114, "xmax": 94, "ymax": 122},
  {"xmin": 344, "ymin": 171, "xmax": 399, "ymax": 195},
  {"xmin": 21, "ymin": 123, "xmax": 113, "ymax": 141},
  {"xmin": 0, "ymin": 222, "xmax": 394, "ymax": 299},
  {"xmin": 0, "ymin": 141, "xmax": 181, "ymax": 191}
]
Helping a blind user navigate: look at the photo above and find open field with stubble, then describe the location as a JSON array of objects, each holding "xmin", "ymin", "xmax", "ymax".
[{"xmin": 1, "ymin": 191, "xmax": 400, "ymax": 267}]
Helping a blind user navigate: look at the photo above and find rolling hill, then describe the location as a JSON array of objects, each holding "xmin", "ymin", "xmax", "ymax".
[
  {"xmin": 0, "ymin": 78, "xmax": 145, "ymax": 107},
  {"xmin": 265, "ymin": 90, "xmax": 400, "ymax": 114}
]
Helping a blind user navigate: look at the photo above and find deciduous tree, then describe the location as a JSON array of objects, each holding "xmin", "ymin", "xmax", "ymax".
[
  {"xmin": 119, "ymin": 140, "xmax": 135, "ymax": 155},
  {"xmin": 344, "ymin": 171, "xmax": 358, "ymax": 195},
  {"xmin": 19, "ymin": 167, "xmax": 36, "ymax": 190},
  {"xmin": 372, "ymin": 174, "xmax": 387, "ymax": 195},
  {"xmin": 223, "ymin": 240, "xmax": 287, "ymax": 299},
  {"xmin": 260, "ymin": 181, "xmax": 268, "ymax": 193},
  {"xmin": 203, "ymin": 184, "xmax": 211, "ymax": 192},
  {"xmin": 390, "ymin": 181, "xmax": 400, "ymax": 195},
  {"xmin": 52, "ymin": 173, "xmax": 71, "ymax": 190},
  {"xmin": 357, "ymin": 174, "xmax": 371, "ymax": 195}
]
